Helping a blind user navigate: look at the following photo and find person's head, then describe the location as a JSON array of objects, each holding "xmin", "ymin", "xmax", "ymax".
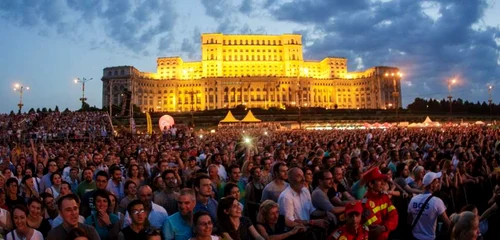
[
  {"xmin": 257, "ymin": 200, "xmax": 279, "ymax": 224},
  {"xmin": 363, "ymin": 168, "xmax": 388, "ymax": 192},
  {"xmin": 109, "ymin": 166, "xmax": 122, "ymax": 183},
  {"xmin": 460, "ymin": 205, "xmax": 478, "ymax": 215},
  {"xmin": 287, "ymin": 167, "xmax": 304, "ymax": 191},
  {"xmin": 6, "ymin": 178, "xmax": 19, "ymax": 195},
  {"xmin": 413, "ymin": 166, "xmax": 425, "ymax": 180},
  {"xmin": 162, "ymin": 169, "xmax": 177, "ymax": 189},
  {"xmin": 207, "ymin": 164, "xmax": 219, "ymax": 179},
  {"xmin": 95, "ymin": 171, "xmax": 109, "ymax": 190},
  {"xmin": 138, "ymin": 185, "xmax": 154, "ymax": 209},
  {"xmin": 194, "ymin": 175, "xmax": 212, "ymax": 198},
  {"xmin": 47, "ymin": 160, "xmax": 58, "ymax": 173},
  {"xmin": 16, "ymin": 165, "xmax": 23, "ymax": 176},
  {"xmin": 24, "ymin": 168, "xmax": 33, "ymax": 177},
  {"xmin": 177, "ymin": 188, "xmax": 196, "ymax": 217},
  {"xmin": 60, "ymin": 181, "xmax": 72, "ymax": 196},
  {"xmin": 153, "ymin": 176, "xmax": 165, "ymax": 192},
  {"xmin": 65, "ymin": 227, "xmax": 89, "ymax": 240},
  {"xmin": 345, "ymin": 201, "xmax": 363, "ymax": 229},
  {"xmin": 396, "ymin": 162, "xmax": 409, "ymax": 178},
  {"xmin": 331, "ymin": 165, "xmax": 344, "ymax": 183},
  {"xmin": 28, "ymin": 197, "xmax": 44, "ymax": 218},
  {"xmin": 127, "ymin": 199, "xmax": 146, "ymax": 225},
  {"xmin": 70, "ymin": 167, "xmax": 79, "ymax": 179},
  {"xmin": 317, "ymin": 170, "xmax": 333, "ymax": 189},
  {"xmin": 108, "ymin": 192, "xmax": 118, "ymax": 213},
  {"xmin": 42, "ymin": 193, "xmax": 56, "ymax": 210},
  {"xmin": 124, "ymin": 180, "xmax": 138, "ymax": 197},
  {"xmin": 82, "ymin": 168, "xmax": 94, "ymax": 183},
  {"xmin": 0, "ymin": 188, "xmax": 5, "ymax": 206},
  {"xmin": 57, "ymin": 194, "xmax": 81, "ymax": 228},
  {"xmin": 193, "ymin": 211, "xmax": 214, "ymax": 237},
  {"xmin": 93, "ymin": 189, "xmax": 110, "ymax": 213},
  {"xmin": 227, "ymin": 164, "xmax": 241, "ymax": 182},
  {"xmin": 93, "ymin": 154, "xmax": 103, "ymax": 164},
  {"xmin": 423, "ymin": 172, "xmax": 442, "ymax": 193},
  {"xmin": 217, "ymin": 196, "xmax": 241, "ymax": 221},
  {"xmin": 127, "ymin": 164, "xmax": 139, "ymax": 178},
  {"xmin": 451, "ymin": 211, "xmax": 480, "ymax": 240},
  {"xmin": 143, "ymin": 227, "xmax": 162, "ymax": 240},
  {"xmin": 51, "ymin": 172, "xmax": 62, "ymax": 186},
  {"xmin": 22, "ymin": 175, "xmax": 34, "ymax": 189},
  {"xmin": 273, "ymin": 163, "xmax": 288, "ymax": 181},
  {"xmin": 158, "ymin": 160, "xmax": 169, "ymax": 173},
  {"xmin": 249, "ymin": 167, "xmax": 261, "ymax": 183},
  {"xmin": 223, "ymin": 183, "xmax": 240, "ymax": 200},
  {"xmin": 303, "ymin": 167, "xmax": 313, "ymax": 183},
  {"xmin": 11, "ymin": 204, "xmax": 29, "ymax": 231}
]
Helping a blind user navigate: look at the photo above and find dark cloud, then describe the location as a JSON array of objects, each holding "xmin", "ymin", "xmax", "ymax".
[
  {"xmin": 269, "ymin": 0, "xmax": 500, "ymax": 104},
  {"xmin": 239, "ymin": 0, "xmax": 253, "ymax": 14},
  {"xmin": 0, "ymin": 0, "xmax": 178, "ymax": 54},
  {"xmin": 200, "ymin": 0, "xmax": 227, "ymax": 19}
]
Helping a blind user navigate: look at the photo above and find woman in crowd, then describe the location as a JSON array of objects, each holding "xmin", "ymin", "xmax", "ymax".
[
  {"xmin": 190, "ymin": 211, "xmax": 219, "ymax": 240},
  {"xmin": 138, "ymin": 164, "xmax": 149, "ymax": 184},
  {"xmin": 6, "ymin": 205, "xmax": 44, "ymax": 240},
  {"xmin": 223, "ymin": 183, "xmax": 243, "ymax": 211},
  {"xmin": 216, "ymin": 197, "xmax": 264, "ymax": 240},
  {"xmin": 108, "ymin": 192, "xmax": 125, "ymax": 226},
  {"xmin": 0, "ymin": 195, "xmax": 12, "ymax": 238},
  {"xmin": 240, "ymin": 161, "xmax": 254, "ymax": 187},
  {"xmin": 24, "ymin": 168, "xmax": 42, "ymax": 195},
  {"xmin": 45, "ymin": 172, "xmax": 62, "ymax": 199},
  {"xmin": 3, "ymin": 169, "xmax": 14, "ymax": 183},
  {"xmin": 15, "ymin": 165, "xmax": 24, "ymax": 184},
  {"xmin": 407, "ymin": 166, "xmax": 425, "ymax": 191},
  {"xmin": 20, "ymin": 176, "xmax": 39, "ymax": 201},
  {"xmin": 119, "ymin": 180, "xmax": 137, "ymax": 214},
  {"xmin": 84, "ymin": 190, "xmax": 120, "ymax": 240},
  {"xmin": 35, "ymin": 163, "xmax": 45, "ymax": 180},
  {"xmin": 0, "ymin": 174, "xmax": 6, "ymax": 192},
  {"xmin": 245, "ymin": 167, "xmax": 265, "ymax": 224},
  {"xmin": 26, "ymin": 197, "xmax": 51, "ymax": 237},
  {"xmin": 450, "ymin": 211, "xmax": 480, "ymax": 240},
  {"xmin": 152, "ymin": 176, "xmax": 165, "ymax": 195},
  {"xmin": 127, "ymin": 164, "xmax": 144, "ymax": 187},
  {"xmin": 255, "ymin": 200, "xmax": 305, "ymax": 240},
  {"xmin": 303, "ymin": 167, "xmax": 314, "ymax": 194}
]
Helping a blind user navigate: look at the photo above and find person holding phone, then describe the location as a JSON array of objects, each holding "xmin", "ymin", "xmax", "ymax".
[{"xmin": 84, "ymin": 190, "xmax": 120, "ymax": 240}]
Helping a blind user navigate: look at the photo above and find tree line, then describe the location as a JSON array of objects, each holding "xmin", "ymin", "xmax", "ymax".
[{"xmin": 407, "ymin": 98, "xmax": 498, "ymax": 115}]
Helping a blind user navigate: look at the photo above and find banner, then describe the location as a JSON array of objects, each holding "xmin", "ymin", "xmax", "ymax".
[{"xmin": 146, "ymin": 112, "xmax": 152, "ymax": 134}]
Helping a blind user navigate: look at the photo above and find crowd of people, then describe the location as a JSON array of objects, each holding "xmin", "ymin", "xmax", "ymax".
[{"xmin": 0, "ymin": 110, "xmax": 498, "ymax": 240}]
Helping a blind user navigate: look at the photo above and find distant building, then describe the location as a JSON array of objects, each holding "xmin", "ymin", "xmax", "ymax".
[{"xmin": 101, "ymin": 33, "xmax": 402, "ymax": 112}]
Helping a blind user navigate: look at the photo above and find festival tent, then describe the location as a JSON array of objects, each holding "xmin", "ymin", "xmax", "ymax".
[
  {"xmin": 219, "ymin": 111, "xmax": 240, "ymax": 123},
  {"xmin": 423, "ymin": 116, "xmax": 433, "ymax": 124},
  {"xmin": 240, "ymin": 110, "xmax": 262, "ymax": 123},
  {"xmin": 475, "ymin": 121, "xmax": 486, "ymax": 125}
]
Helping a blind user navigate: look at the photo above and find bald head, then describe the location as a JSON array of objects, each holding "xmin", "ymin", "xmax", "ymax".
[
  {"xmin": 288, "ymin": 167, "xmax": 305, "ymax": 191},
  {"xmin": 138, "ymin": 185, "xmax": 153, "ymax": 209}
]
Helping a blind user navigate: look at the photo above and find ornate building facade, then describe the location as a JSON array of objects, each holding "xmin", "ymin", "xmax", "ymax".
[{"xmin": 101, "ymin": 33, "xmax": 402, "ymax": 113}]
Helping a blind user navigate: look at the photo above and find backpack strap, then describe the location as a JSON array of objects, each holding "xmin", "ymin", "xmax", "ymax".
[{"xmin": 411, "ymin": 194, "xmax": 434, "ymax": 230}]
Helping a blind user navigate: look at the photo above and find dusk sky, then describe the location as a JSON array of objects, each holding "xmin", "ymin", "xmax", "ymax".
[{"xmin": 1, "ymin": 0, "xmax": 499, "ymax": 113}]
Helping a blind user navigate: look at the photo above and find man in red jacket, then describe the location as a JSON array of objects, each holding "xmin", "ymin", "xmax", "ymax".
[
  {"xmin": 361, "ymin": 167, "xmax": 398, "ymax": 240},
  {"xmin": 328, "ymin": 201, "xmax": 369, "ymax": 240}
]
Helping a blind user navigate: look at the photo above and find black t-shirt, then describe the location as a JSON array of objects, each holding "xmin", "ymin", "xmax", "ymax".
[
  {"xmin": 259, "ymin": 215, "xmax": 287, "ymax": 236},
  {"xmin": 6, "ymin": 195, "xmax": 26, "ymax": 210},
  {"xmin": 327, "ymin": 183, "xmax": 347, "ymax": 201},
  {"xmin": 218, "ymin": 216, "xmax": 253, "ymax": 240},
  {"xmin": 120, "ymin": 226, "xmax": 147, "ymax": 240}
]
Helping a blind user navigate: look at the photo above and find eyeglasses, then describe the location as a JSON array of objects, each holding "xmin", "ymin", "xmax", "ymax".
[
  {"xmin": 143, "ymin": 227, "xmax": 160, "ymax": 235},
  {"xmin": 131, "ymin": 209, "xmax": 145, "ymax": 215},
  {"xmin": 197, "ymin": 221, "xmax": 213, "ymax": 227}
]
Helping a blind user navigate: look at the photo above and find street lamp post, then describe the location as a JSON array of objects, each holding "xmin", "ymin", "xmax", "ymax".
[
  {"xmin": 447, "ymin": 78, "xmax": 457, "ymax": 116},
  {"xmin": 13, "ymin": 84, "xmax": 29, "ymax": 114},
  {"xmin": 74, "ymin": 78, "xmax": 93, "ymax": 109}
]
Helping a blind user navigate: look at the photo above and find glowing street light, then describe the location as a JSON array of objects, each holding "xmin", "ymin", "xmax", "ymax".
[
  {"xmin": 13, "ymin": 83, "xmax": 29, "ymax": 114},
  {"xmin": 447, "ymin": 78, "xmax": 457, "ymax": 115},
  {"xmin": 74, "ymin": 77, "xmax": 93, "ymax": 109},
  {"xmin": 488, "ymin": 85, "xmax": 493, "ymax": 117}
]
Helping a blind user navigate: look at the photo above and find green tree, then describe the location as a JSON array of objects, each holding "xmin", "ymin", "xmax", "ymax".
[{"xmin": 55, "ymin": 105, "xmax": 60, "ymax": 112}]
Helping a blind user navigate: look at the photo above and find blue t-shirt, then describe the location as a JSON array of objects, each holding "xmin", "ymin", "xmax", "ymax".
[
  {"xmin": 84, "ymin": 213, "xmax": 119, "ymax": 240},
  {"xmin": 351, "ymin": 180, "xmax": 367, "ymax": 200},
  {"xmin": 162, "ymin": 212, "xmax": 194, "ymax": 240}
]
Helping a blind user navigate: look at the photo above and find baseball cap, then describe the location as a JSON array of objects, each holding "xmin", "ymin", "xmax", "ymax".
[
  {"xmin": 345, "ymin": 201, "xmax": 363, "ymax": 215},
  {"xmin": 423, "ymin": 171, "xmax": 442, "ymax": 187},
  {"xmin": 362, "ymin": 167, "xmax": 388, "ymax": 182}
]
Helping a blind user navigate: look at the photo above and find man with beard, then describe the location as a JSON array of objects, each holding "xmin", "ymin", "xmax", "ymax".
[
  {"xmin": 107, "ymin": 165, "xmax": 125, "ymax": 201},
  {"xmin": 212, "ymin": 154, "xmax": 227, "ymax": 181},
  {"xmin": 124, "ymin": 185, "xmax": 168, "ymax": 229},
  {"xmin": 261, "ymin": 163, "xmax": 289, "ymax": 203},
  {"xmin": 312, "ymin": 170, "xmax": 346, "ymax": 220},
  {"xmin": 328, "ymin": 165, "xmax": 356, "ymax": 206},
  {"xmin": 193, "ymin": 175, "xmax": 218, "ymax": 222},
  {"xmin": 154, "ymin": 169, "xmax": 180, "ymax": 214},
  {"xmin": 80, "ymin": 170, "xmax": 109, "ymax": 218},
  {"xmin": 162, "ymin": 188, "xmax": 196, "ymax": 240},
  {"xmin": 76, "ymin": 168, "xmax": 96, "ymax": 199},
  {"xmin": 394, "ymin": 162, "xmax": 421, "ymax": 196},
  {"xmin": 245, "ymin": 166, "xmax": 265, "ymax": 224}
]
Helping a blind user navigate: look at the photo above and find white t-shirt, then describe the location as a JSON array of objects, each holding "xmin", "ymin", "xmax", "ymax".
[
  {"xmin": 6, "ymin": 230, "xmax": 44, "ymax": 240},
  {"xmin": 408, "ymin": 193, "xmax": 446, "ymax": 240}
]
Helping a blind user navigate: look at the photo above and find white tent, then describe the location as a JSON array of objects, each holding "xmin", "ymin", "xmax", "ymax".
[{"xmin": 423, "ymin": 116, "xmax": 433, "ymax": 124}]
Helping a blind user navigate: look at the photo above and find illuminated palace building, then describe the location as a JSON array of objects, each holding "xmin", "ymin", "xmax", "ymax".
[{"xmin": 101, "ymin": 33, "xmax": 402, "ymax": 112}]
